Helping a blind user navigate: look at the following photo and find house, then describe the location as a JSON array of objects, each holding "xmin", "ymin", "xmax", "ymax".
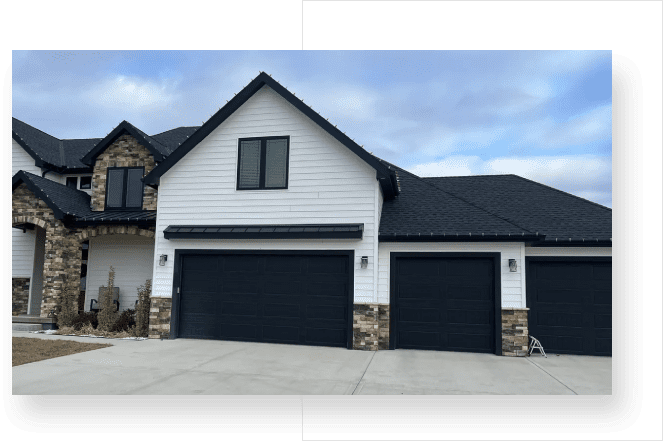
[{"xmin": 11, "ymin": 72, "xmax": 612, "ymax": 356}]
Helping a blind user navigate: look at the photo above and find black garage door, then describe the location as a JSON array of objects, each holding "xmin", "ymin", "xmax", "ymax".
[
  {"xmin": 391, "ymin": 254, "xmax": 498, "ymax": 353},
  {"xmin": 527, "ymin": 258, "xmax": 612, "ymax": 356},
  {"xmin": 176, "ymin": 252, "xmax": 352, "ymax": 348}
]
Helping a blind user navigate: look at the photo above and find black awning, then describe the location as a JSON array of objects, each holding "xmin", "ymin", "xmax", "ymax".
[{"xmin": 163, "ymin": 224, "xmax": 364, "ymax": 240}]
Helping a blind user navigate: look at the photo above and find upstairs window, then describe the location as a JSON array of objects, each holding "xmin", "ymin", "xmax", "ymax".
[
  {"xmin": 66, "ymin": 177, "xmax": 78, "ymax": 189},
  {"xmin": 237, "ymin": 136, "xmax": 289, "ymax": 190},
  {"xmin": 80, "ymin": 176, "xmax": 92, "ymax": 189},
  {"xmin": 105, "ymin": 167, "xmax": 144, "ymax": 209}
]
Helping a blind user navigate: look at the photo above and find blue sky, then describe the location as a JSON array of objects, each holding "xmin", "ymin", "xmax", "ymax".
[{"xmin": 12, "ymin": 50, "xmax": 612, "ymax": 207}]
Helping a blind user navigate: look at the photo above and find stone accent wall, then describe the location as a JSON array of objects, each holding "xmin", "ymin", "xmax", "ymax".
[
  {"xmin": 91, "ymin": 134, "xmax": 158, "ymax": 211},
  {"xmin": 12, "ymin": 278, "xmax": 30, "ymax": 316},
  {"xmin": 353, "ymin": 303, "xmax": 390, "ymax": 350},
  {"xmin": 13, "ymin": 183, "xmax": 156, "ymax": 317},
  {"xmin": 502, "ymin": 308, "xmax": 529, "ymax": 357},
  {"xmin": 148, "ymin": 297, "xmax": 172, "ymax": 339}
]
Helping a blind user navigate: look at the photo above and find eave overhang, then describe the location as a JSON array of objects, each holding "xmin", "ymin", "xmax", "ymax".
[{"xmin": 164, "ymin": 224, "xmax": 364, "ymax": 240}]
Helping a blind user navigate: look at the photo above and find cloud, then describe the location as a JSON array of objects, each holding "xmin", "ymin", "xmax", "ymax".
[{"xmin": 87, "ymin": 75, "xmax": 180, "ymax": 110}]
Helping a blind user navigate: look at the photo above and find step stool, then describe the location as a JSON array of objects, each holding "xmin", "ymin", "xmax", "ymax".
[{"xmin": 528, "ymin": 336, "xmax": 547, "ymax": 357}]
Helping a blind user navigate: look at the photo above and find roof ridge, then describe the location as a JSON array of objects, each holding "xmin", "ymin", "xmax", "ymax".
[
  {"xmin": 401, "ymin": 167, "xmax": 537, "ymax": 235},
  {"xmin": 509, "ymin": 174, "xmax": 612, "ymax": 211}
]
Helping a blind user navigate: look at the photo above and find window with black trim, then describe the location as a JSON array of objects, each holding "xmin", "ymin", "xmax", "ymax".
[
  {"xmin": 66, "ymin": 177, "xmax": 78, "ymax": 189},
  {"xmin": 80, "ymin": 176, "xmax": 92, "ymax": 189},
  {"xmin": 105, "ymin": 167, "xmax": 145, "ymax": 209},
  {"xmin": 237, "ymin": 136, "xmax": 289, "ymax": 190}
]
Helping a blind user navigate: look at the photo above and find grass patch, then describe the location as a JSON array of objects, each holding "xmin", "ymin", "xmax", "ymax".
[{"xmin": 12, "ymin": 337, "xmax": 112, "ymax": 367}]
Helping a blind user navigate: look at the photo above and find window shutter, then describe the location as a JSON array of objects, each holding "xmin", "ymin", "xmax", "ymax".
[
  {"xmin": 106, "ymin": 169, "xmax": 125, "ymax": 208},
  {"xmin": 125, "ymin": 168, "xmax": 144, "ymax": 208},
  {"xmin": 264, "ymin": 139, "xmax": 288, "ymax": 188},
  {"xmin": 238, "ymin": 140, "xmax": 261, "ymax": 188}
]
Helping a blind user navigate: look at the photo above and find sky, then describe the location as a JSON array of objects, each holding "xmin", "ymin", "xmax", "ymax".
[{"xmin": 12, "ymin": 50, "xmax": 612, "ymax": 207}]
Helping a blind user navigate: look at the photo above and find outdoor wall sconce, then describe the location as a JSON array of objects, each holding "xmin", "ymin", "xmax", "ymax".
[
  {"xmin": 361, "ymin": 256, "xmax": 368, "ymax": 269},
  {"xmin": 159, "ymin": 254, "xmax": 168, "ymax": 266},
  {"xmin": 509, "ymin": 259, "xmax": 518, "ymax": 272}
]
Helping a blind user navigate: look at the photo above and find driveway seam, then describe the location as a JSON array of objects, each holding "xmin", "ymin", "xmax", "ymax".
[
  {"xmin": 351, "ymin": 351, "xmax": 376, "ymax": 395},
  {"xmin": 526, "ymin": 357, "xmax": 578, "ymax": 395}
]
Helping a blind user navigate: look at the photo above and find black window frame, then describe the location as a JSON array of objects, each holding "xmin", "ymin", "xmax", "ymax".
[
  {"xmin": 104, "ymin": 166, "xmax": 145, "ymax": 210},
  {"xmin": 79, "ymin": 176, "xmax": 92, "ymax": 190},
  {"xmin": 66, "ymin": 176, "xmax": 78, "ymax": 189},
  {"xmin": 236, "ymin": 136, "xmax": 290, "ymax": 190}
]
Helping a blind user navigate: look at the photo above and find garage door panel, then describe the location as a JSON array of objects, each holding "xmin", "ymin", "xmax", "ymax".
[
  {"xmin": 529, "ymin": 260, "xmax": 612, "ymax": 356},
  {"xmin": 399, "ymin": 330, "xmax": 442, "ymax": 348},
  {"xmin": 262, "ymin": 325, "xmax": 300, "ymax": 343},
  {"xmin": 398, "ymin": 259, "xmax": 439, "ymax": 276},
  {"xmin": 398, "ymin": 307, "xmax": 440, "ymax": 323},
  {"xmin": 178, "ymin": 253, "xmax": 350, "ymax": 348},
  {"xmin": 182, "ymin": 256, "xmax": 218, "ymax": 272},
  {"xmin": 222, "ymin": 255, "xmax": 260, "ymax": 273},
  {"xmin": 263, "ymin": 302, "xmax": 300, "ymax": 318},
  {"xmin": 397, "ymin": 284, "xmax": 439, "ymax": 299},
  {"xmin": 221, "ymin": 301, "xmax": 259, "ymax": 317},
  {"xmin": 448, "ymin": 309, "xmax": 490, "ymax": 325},
  {"xmin": 447, "ymin": 285, "xmax": 490, "ymax": 301},
  {"xmin": 306, "ymin": 304, "xmax": 346, "ymax": 320},
  {"xmin": 448, "ymin": 333, "xmax": 492, "ymax": 352},
  {"xmin": 306, "ymin": 327, "xmax": 346, "ymax": 345},
  {"xmin": 446, "ymin": 260, "xmax": 492, "ymax": 278}
]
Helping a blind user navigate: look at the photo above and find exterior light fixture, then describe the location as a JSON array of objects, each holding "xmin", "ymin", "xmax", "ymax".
[
  {"xmin": 508, "ymin": 259, "xmax": 517, "ymax": 272},
  {"xmin": 361, "ymin": 256, "xmax": 368, "ymax": 269},
  {"xmin": 159, "ymin": 254, "xmax": 168, "ymax": 266}
]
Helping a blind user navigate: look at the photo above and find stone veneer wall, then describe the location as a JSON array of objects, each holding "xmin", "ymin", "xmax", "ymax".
[
  {"xmin": 353, "ymin": 304, "xmax": 390, "ymax": 350},
  {"xmin": 91, "ymin": 134, "xmax": 158, "ymax": 211},
  {"xmin": 148, "ymin": 297, "xmax": 173, "ymax": 339},
  {"xmin": 12, "ymin": 278, "xmax": 30, "ymax": 316},
  {"xmin": 501, "ymin": 308, "xmax": 529, "ymax": 357},
  {"xmin": 13, "ymin": 183, "xmax": 156, "ymax": 317}
]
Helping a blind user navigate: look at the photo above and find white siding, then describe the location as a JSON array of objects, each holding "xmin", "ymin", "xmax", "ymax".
[
  {"xmin": 12, "ymin": 139, "xmax": 42, "ymax": 176},
  {"xmin": 525, "ymin": 246, "xmax": 612, "ymax": 257},
  {"xmin": 12, "ymin": 229, "xmax": 36, "ymax": 278},
  {"xmin": 85, "ymin": 235, "xmax": 155, "ymax": 312},
  {"xmin": 378, "ymin": 242, "xmax": 526, "ymax": 308},
  {"xmin": 153, "ymin": 85, "xmax": 380, "ymax": 302}
]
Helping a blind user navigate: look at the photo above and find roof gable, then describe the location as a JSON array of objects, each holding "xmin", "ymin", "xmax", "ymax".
[
  {"xmin": 12, "ymin": 171, "xmax": 93, "ymax": 220},
  {"xmin": 80, "ymin": 120, "xmax": 168, "ymax": 166},
  {"xmin": 142, "ymin": 72, "xmax": 399, "ymax": 198},
  {"xmin": 12, "ymin": 117, "xmax": 63, "ymax": 169}
]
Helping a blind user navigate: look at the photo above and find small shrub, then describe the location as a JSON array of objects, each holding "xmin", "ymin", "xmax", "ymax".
[
  {"xmin": 72, "ymin": 311, "xmax": 98, "ymax": 331},
  {"xmin": 111, "ymin": 309, "xmax": 136, "ymax": 333},
  {"xmin": 134, "ymin": 279, "xmax": 151, "ymax": 338},
  {"xmin": 57, "ymin": 288, "xmax": 78, "ymax": 328},
  {"xmin": 78, "ymin": 323, "xmax": 96, "ymax": 335},
  {"xmin": 98, "ymin": 266, "xmax": 117, "ymax": 332},
  {"xmin": 55, "ymin": 326, "xmax": 76, "ymax": 335}
]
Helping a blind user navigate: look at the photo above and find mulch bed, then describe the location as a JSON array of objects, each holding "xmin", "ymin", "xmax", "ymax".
[{"xmin": 12, "ymin": 337, "xmax": 112, "ymax": 367}]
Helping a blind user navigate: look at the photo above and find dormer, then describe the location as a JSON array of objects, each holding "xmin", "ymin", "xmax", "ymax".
[{"xmin": 80, "ymin": 121, "xmax": 169, "ymax": 212}]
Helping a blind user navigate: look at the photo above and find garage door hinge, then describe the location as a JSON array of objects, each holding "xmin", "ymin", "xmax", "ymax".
[{"xmin": 177, "ymin": 287, "xmax": 180, "ymax": 294}]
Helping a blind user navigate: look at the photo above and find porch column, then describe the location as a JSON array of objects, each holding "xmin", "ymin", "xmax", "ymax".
[{"xmin": 40, "ymin": 225, "xmax": 82, "ymax": 317}]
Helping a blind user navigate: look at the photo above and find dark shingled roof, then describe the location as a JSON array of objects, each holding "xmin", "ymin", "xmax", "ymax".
[
  {"xmin": 12, "ymin": 117, "xmax": 196, "ymax": 172},
  {"xmin": 422, "ymin": 175, "xmax": 612, "ymax": 243},
  {"xmin": 12, "ymin": 171, "xmax": 156, "ymax": 225},
  {"xmin": 379, "ymin": 166, "xmax": 539, "ymax": 241}
]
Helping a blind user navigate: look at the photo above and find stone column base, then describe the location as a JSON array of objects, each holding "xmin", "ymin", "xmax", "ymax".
[
  {"xmin": 353, "ymin": 303, "xmax": 390, "ymax": 350},
  {"xmin": 12, "ymin": 278, "xmax": 30, "ymax": 316},
  {"xmin": 148, "ymin": 297, "xmax": 173, "ymax": 339},
  {"xmin": 502, "ymin": 308, "xmax": 529, "ymax": 356}
]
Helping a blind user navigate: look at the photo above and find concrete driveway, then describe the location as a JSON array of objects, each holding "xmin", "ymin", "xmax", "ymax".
[{"xmin": 12, "ymin": 331, "xmax": 611, "ymax": 395}]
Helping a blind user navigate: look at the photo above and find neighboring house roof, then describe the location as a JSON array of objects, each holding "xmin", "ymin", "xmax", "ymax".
[
  {"xmin": 142, "ymin": 72, "xmax": 400, "ymax": 199},
  {"xmin": 12, "ymin": 171, "xmax": 156, "ymax": 225},
  {"xmin": 80, "ymin": 120, "xmax": 170, "ymax": 166},
  {"xmin": 422, "ymin": 175, "xmax": 612, "ymax": 245},
  {"xmin": 379, "ymin": 166, "xmax": 541, "ymax": 241}
]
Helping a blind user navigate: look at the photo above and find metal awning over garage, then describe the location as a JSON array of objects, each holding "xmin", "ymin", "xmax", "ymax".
[{"xmin": 164, "ymin": 224, "xmax": 364, "ymax": 240}]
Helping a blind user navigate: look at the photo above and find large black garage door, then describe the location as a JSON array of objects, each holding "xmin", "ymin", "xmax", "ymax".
[
  {"xmin": 176, "ymin": 252, "xmax": 352, "ymax": 348},
  {"xmin": 391, "ymin": 254, "xmax": 498, "ymax": 353},
  {"xmin": 527, "ymin": 258, "xmax": 612, "ymax": 356}
]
